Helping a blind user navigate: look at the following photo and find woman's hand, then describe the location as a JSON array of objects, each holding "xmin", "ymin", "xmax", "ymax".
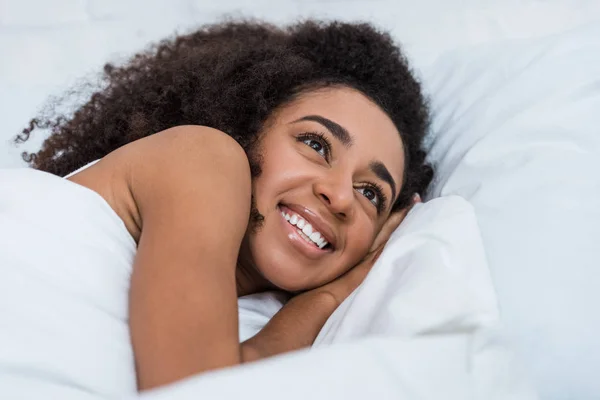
[
  {"xmin": 241, "ymin": 195, "xmax": 420, "ymax": 362},
  {"xmin": 311, "ymin": 197, "xmax": 417, "ymax": 307}
]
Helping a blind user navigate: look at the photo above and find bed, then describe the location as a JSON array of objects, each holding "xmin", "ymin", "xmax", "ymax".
[{"xmin": 1, "ymin": 1, "xmax": 599, "ymax": 399}]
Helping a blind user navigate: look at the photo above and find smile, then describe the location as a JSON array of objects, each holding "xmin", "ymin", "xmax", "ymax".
[
  {"xmin": 280, "ymin": 210, "xmax": 329, "ymax": 249},
  {"xmin": 276, "ymin": 204, "xmax": 335, "ymax": 259}
]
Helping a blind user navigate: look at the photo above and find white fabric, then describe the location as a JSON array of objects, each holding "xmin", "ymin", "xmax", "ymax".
[
  {"xmin": 381, "ymin": 0, "xmax": 600, "ymax": 71},
  {"xmin": 420, "ymin": 23, "xmax": 600, "ymax": 399},
  {"xmin": 143, "ymin": 197, "xmax": 536, "ymax": 400},
  {"xmin": 0, "ymin": 168, "xmax": 137, "ymax": 399},
  {"xmin": 141, "ymin": 334, "xmax": 533, "ymax": 400},
  {"xmin": 315, "ymin": 197, "xmax": 498, "ymax": 343},
  {"xmin": 63, "ymin": 160, "xmax": 100, "ymax": 178}
]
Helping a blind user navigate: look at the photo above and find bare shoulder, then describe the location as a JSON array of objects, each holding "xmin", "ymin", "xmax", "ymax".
[
  {"xmin": 118, "ymin": 125, "xmax": 252, "ymax": 240},
  {"xmin": 125, "ymin": 125, "xmax": 250, "ymax": 182},
  {"xmin": 69, "ymin": 125, "xmax": 252, "ymax": 245}
]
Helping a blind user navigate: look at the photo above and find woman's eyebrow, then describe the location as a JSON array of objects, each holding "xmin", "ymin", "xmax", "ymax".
[
  {"xmin": 370, "ymin": 160, "xmax": 397, "ymax": 201},
  {"xmin": 291, "ymin": 115, "xmax": 353, "ymax": 147}
]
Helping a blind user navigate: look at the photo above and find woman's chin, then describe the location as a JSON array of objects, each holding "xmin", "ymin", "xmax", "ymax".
[
  {"xmin": 257, "ymin": 266, "xmax": 316, "ymax": 293},
  {"xmin": 264, "ymin": 276, "xmax": 310, "ymax": 293}
]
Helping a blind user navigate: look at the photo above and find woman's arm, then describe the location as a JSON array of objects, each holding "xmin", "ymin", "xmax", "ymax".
[
  {"xmin": 240, "ymin": 250, "xmax": 379, "ymax": 362},
  {"xmin": 123, "ymin": 126, "xmax": 252, "ymax": 390},
  {"xmin": 240, "ymin": 290, "xmax": 338, "ymax": 362},
  {"xmin": 242, "ymin": 208, "xmax": 408, "ymax": 361}
]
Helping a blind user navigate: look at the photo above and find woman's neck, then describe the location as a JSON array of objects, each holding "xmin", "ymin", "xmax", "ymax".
[{"xmin": 235, "ymin": 238, "xmax": 275, "ymax": 297}]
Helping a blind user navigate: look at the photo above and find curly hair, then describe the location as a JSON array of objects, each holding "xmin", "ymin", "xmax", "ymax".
[{"xmin": 16, "ymin": 19, "xmax": 433, "ymax": 210}]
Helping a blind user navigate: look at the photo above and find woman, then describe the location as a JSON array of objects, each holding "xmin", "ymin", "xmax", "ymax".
[{"xmin": 14, "ymin": 20, "xmax": 433, "ymax": 390}]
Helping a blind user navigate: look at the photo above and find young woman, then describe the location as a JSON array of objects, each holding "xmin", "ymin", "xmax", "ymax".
[{"xmin": 13, "ymin": 20, "xmax": 433, "ymax": 390}]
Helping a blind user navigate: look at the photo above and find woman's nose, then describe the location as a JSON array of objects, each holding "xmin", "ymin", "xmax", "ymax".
[{"xmin": 314, "ymin": 175, "xmax": 354, "ymax": 220}]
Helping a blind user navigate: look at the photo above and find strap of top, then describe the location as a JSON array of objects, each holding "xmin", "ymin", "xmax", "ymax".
[{"xmin": 63, "ymin": 159, "xmax": 100, "ymax": 178}]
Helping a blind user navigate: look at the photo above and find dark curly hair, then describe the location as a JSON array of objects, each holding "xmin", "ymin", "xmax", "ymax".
[{"xmin": 16, "ymin": 19, "xmax": 433, "ymax": 210}]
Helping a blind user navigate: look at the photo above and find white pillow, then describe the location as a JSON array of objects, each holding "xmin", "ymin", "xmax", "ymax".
[
  {"xmin": 314, "ymin": 196, "xmax": 498, "ymax": 343},
  {"xmin": 420, "ymin": 23, "xmax": 600, "ymax": 399}
]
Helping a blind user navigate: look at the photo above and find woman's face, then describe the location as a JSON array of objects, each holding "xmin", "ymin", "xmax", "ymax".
[{"xmin": 247, "ymin": 86, "xmax": 406, "ymax": 292}]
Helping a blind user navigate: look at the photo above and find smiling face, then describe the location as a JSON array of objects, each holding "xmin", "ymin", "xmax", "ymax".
[{"xmin": 245, "ymin": 86, "xmax": 406, "ymax": 292}]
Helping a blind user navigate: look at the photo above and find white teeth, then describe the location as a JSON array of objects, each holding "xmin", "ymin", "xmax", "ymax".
[
  {"xmin": 311, "ymin": 232, "xmax": 328, "ymax": 249},
  {"xmin": 281, "ymin": 208, "xmax": 330, "ymax": 249},
  {"xmin": 298, "ymin": 229, "xmax": 311, "ymax": 242},
  {"xmin": 302, "ymin": 224, "xmax": 313, "ymax": 236}
]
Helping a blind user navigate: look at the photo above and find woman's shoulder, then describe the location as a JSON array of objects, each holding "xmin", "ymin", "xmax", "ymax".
[
  {"xmin": 102, "ymin": 125, "xmax": 251, "ymax": 187},
  {"xmin": 124, "ymin": 124, "xmax": 253, "ymax": 221},
  {"xmin": 71, "ymin": 125, "xmax": 252, "ymax": 243},
  {"xmin": 133, "ymin": 125, "xmax": 250, "ymax": 192},
  {"xmin": 127, "ymin": 125, "xmax": 250, "ymax": 176}
]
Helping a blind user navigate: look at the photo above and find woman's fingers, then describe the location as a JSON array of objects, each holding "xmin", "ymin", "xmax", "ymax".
[
  {"xmin": 367, "ymin": 192, "xmax": 421, "ymax": 254},
  {"xmin": 369, "ymin": 207, "xmax": 408, "ymax": 252},
  {"xmin": 340, "ymin": 192, "xmax": 424, "ymax": 294}
]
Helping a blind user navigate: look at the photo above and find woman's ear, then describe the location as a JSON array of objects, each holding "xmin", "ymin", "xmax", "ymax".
[{"xmin": 368, "ymin": 193, "xmax": 421, "ymax": 253}]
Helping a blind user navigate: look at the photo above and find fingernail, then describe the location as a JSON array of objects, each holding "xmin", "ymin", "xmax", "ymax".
[{"xmin": 413, "ymin": 193, "xmax": 422, "ymax": 203}]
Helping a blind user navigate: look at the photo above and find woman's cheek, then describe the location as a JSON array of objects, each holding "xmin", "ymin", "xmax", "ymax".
[{"xmin": 351, "ymin": 222, "xmax": 376, "ymax": 253}]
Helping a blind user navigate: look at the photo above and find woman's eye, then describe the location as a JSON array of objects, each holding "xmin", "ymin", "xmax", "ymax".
[
  {"xmin": 356, "ymin": 187, "xmax": 379, "ymax": 206},
  {"xmin": 356, "ymin": 184, "xmax": 387, "ymax": 214},
  {"xmin": 298, "ymin": 132, "xmax": 331, "ymax": 160},
  {"xmin": 305, "ymin": 139, "xmax": 325, "ymax": 155}
]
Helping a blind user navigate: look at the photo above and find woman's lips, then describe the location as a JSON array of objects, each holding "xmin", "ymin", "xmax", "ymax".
[
  {"xmin": 278, "ymin": 203, "xmax": 336, "ymax": 249},
  {"xmin": 277, "ymin": 205, "xmax": 331, "ymax": 259}
]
